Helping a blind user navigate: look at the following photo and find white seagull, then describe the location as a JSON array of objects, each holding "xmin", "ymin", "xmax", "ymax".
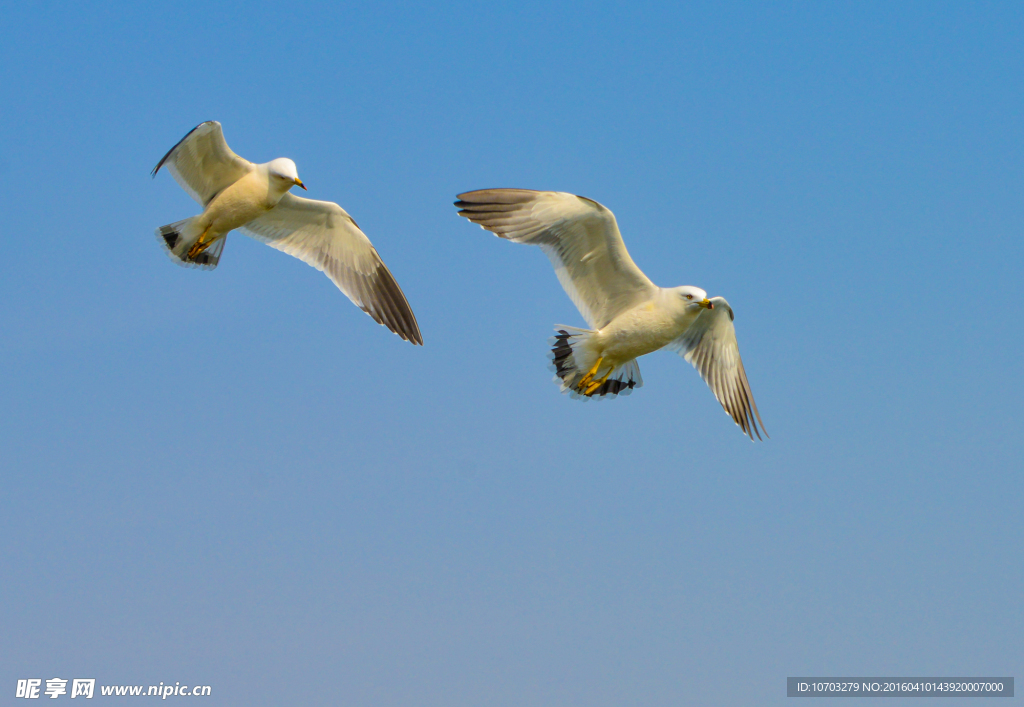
[
  {"xmin": 455, "ymin": 189, "xmax": 766, "ymax": 440},
  {"xmin": 152, "ymin": 121, "xmax": 422, "ymax": 344}
]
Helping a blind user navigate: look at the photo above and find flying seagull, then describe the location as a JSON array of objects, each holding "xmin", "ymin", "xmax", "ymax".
[
  {"xmin": 455, "ymin": 189, "xmax": 765, "ymax": 440},
  {"xmin": 152, "ymin": 121, "xmax": 422, "ymax": 344}
]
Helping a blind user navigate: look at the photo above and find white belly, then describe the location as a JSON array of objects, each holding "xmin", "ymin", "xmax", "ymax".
[
  {"xmin": 594, "ymin": 300, "xmax": 699, "ymax": 365},
  {"xmin": 199, "ymin": 171, "xmax": 275, "ymax": 236}
]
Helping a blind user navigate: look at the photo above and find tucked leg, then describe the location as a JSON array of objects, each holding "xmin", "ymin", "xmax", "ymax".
[
  {"xmin": 186, "ymin": 227, "xmax": 218, "ymax": 260},
  {"xmin": 584, "ymin": 369, "xmax": 614, "ymax": 396},
  {"xmin": 576, "ymin": 356, "xmax": 604, "ymax": 390}
]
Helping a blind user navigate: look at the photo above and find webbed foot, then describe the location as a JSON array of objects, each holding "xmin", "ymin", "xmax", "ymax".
[
  {"xmin": 576, "ymin": 356, "xmax": 604, "ymax": 391},
  {"xmin": 186, "ymin": 228, "xmax": 217, "ymax": 260},
  {"xmin": 584, "ymin": 370, "xmax": 614, "ymax": 396}
]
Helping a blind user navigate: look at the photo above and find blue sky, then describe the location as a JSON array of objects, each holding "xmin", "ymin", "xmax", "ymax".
[{"xmin": 1, "ymin": 2, "xmax": 1021, "ymax": 705}]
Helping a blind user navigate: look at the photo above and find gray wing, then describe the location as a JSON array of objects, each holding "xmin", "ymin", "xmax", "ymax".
[
  {"xmin": 670, "ymin": 297, "xmax": 767, "ymax": 441},
  {"xmin": 151, "ymin": 121, "xmax": 253, "ymax": 205},
  {"xmin": 242, "ymin": 193, "xmax": 422, "ymax": 345},
  {"xmin": 455, "ymin": 189, "xmax": 657, "ymax": 328}
]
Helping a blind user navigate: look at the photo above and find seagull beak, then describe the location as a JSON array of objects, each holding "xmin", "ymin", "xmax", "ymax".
[
  {"xmin": 294, "ymin": 178, "xmax": 307, "ymax": 191},
  {"xmin": 700, "ymin": 298, "xmax": 714, "ymax": 309}
]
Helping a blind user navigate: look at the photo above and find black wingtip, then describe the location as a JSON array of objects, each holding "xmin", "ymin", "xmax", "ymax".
[
  {"xmin": 151, "ymin": 121, "xmax": 215, "ymax": 179},
  {"xmin": 370, "ymin": 260, "xmax": 423, "ymax": 347}
]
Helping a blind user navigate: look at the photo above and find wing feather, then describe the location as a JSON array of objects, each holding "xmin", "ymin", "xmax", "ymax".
[
  {"xmin": 242, "ymin": 193, "xmax": 422, "ymax": 345},
  {"xmin": 455, "ymin": 189, "xmax": 657, "ymax": 328},
  {"xmin": 670, "ymin": 297, "xmax": 767, "ymax": 440},
  {"xmin": 151, "ymin": 121, "xmax": 253, "ymax": 205}
]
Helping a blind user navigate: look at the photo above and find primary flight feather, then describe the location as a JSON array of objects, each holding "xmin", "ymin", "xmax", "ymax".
[
  {"xmin": 152, "ymin": 121, "xmax": 422, "ymax": 345},
  {"xmin": 455, "ymin": 188, "xmax": 765, "ymax": 440}
]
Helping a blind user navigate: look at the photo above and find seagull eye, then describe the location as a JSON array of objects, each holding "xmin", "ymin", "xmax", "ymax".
[{"xmin": 685, "ymin": 294, "xmax": 693, "ymax": 300}]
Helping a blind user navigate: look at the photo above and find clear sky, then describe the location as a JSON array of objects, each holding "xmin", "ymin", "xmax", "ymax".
[{"xmin": 1, "ymin": 2, "xmax": 1021, "ymax": 705}]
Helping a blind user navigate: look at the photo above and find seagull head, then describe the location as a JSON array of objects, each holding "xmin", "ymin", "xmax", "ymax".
[
  {"xmin": 677, "ymin": 286, "xmax": 713, "ymax": 310},
  {"xmin": 267, "ymin": 158, "xmax": 307, "ymax": 191}
]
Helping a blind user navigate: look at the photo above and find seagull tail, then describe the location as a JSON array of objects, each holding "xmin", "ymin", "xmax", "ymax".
[
  {"xmin": 548, "ymin": 326, "xmax": 643, "ymax": 400},
  {"xmin": 154, "ymin": 217, "xmax": 225, "ymax": 270}
]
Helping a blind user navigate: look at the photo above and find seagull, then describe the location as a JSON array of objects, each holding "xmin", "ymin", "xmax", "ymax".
[
  {"xmin": 152, "ymin": 121, "xmax": 422, "ymax": 344},
  {"xmin": 455, "ymin": 189, "xmax": 766, "ymax": 440}
]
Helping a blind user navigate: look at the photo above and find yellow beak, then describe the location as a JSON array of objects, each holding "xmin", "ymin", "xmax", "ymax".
[
  {"xmin": 700, "ymin": 298, "xmax": 714, "ymax": 309},
  {"xmin": 294, "ymin": 178, "xmax": 307, "ymax": 191}
]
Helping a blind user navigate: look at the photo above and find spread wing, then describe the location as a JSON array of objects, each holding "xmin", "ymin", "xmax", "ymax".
[
  {"xmin": 455, "ymin": 189, "xmax": 657, "ymax": 328},
  {"xmin": 669, "ymin": 297, "xmax": 767, "ymax": 441},
  {"xmin": 242, "ymin": 193, "xmax": 422, "ymax": 345},
  {"xmin": 151, "ymin": 121, "xmax": 253, "ymax": 205}
]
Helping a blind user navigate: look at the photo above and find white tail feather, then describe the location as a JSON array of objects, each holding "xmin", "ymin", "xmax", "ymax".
[
  {"xmin": 154, "ymin": 218, "xmax": 225, "ymax": 270},
  {"xmin": 548, "ymin": 326, "xmax": 642, "ymax": 399}
]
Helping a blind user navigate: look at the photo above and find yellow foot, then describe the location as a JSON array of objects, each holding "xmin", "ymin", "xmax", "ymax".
[
  {"xmin": 584, "ymin": 371, "xmax": 614, "ymax": 396},
  {"xmin": 576, "ymin": 357, "xmax": 604, "ymax": 391},
  {"xmin": 186, "ymin": 228, "xmax": 216, "ymax": 260}
]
